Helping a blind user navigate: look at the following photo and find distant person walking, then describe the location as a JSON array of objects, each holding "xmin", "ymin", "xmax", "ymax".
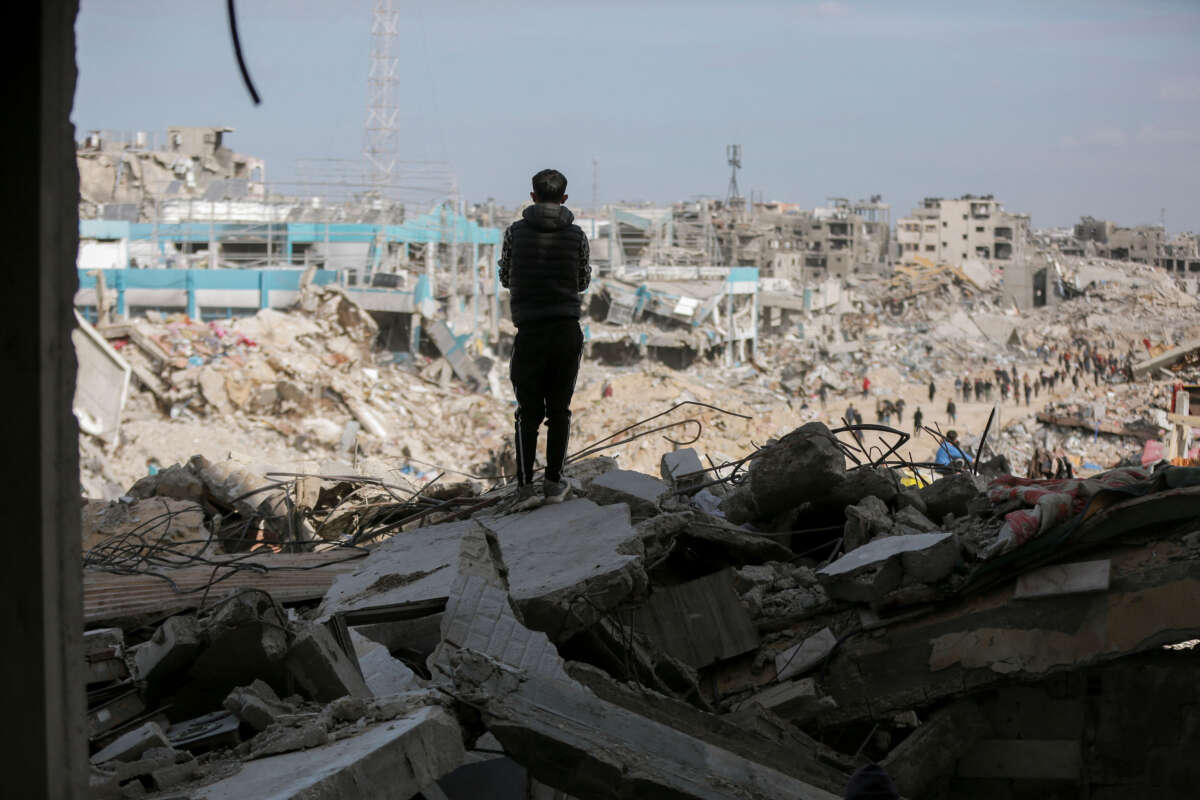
[
  {"xmin": 947, "ymin": 398, "xmax": 957, "ymax": 423},
  {"xmin": 928, "ymin": 380, "xmax": 936, "ymax": 403},
  {"xmin": 912, "ymin": 406, "xmax": 923, "ymax": 436},
  {"xmin": 861, "ymin": 376, "xmax": 871, "ymax": 397}
]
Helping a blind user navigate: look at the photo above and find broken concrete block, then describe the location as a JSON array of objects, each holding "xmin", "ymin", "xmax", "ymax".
[
  {"xmin": 660, "ymin": 448, "xmax": 706, "ymax": 494},
  {"xmin": 735, "ymin": 422, "xmax": 846, "ymax": 519},
  {"xmin": 880, "ymin": 700, "xmax": 990, "ymax": 797},
  {"xmin": 895, "ymin": 487, "xmax": 928, "ymax": 515},
  {"xmin": 633, "ymin": 510, "xmax": 691, "ymax": 564},
  {"xmin": 223, "ymin": 680, "xmax": 294, "ymax": 732},
  {"xmin": 842, "ymin": 495, "xmax": 892, "ymax": 551},
  {"xmin": 91, "ymin": 722, "xmax": 170, "ymax": 765},
  {"xmin": 893, "ymin": 505, "xmax": 938, "ymax": 534},
  {"xmin": 818, "ymin": 532, "xmax": 958, "ymax": 603},
  {"xmin": 918, "ymin": 472, "xmax": 983, "ymax": 523},
  {"xmin": 451, "ymin": 650, "xmax": 841, "ymax": 800},
  {"xmin": 286, "ymin": 621, "xmax": 371, "ymax": 702},
  {"xmin": 587, "ymin": 469, "xmax": 668, "ymax": 517},
  {"xmin": 350, "ymin": 629, "xmax": 420, "ymax": 697},
  {"xmin": 195, "ymin": 706, "xmax": 464, "ymax": 799},
  {"xmin": 900, "ymin": 533, "xmax": 959, "ymax": 584},
  {"xmin": 737, "ymin": 677, "xmax": 838, "ymax": 725},
  {"xmin": 1013, "ymin": 559, "xmax": 1111, "ymax": 599},
  {"xmin": 133, "ymin": 613, "xmax": 203, "ymax": 684},
  {"xmin": 479, "ymin": 499, "xmax": 647, "ymax": 641},
  {"xmin": 631, "ymin": 569, "xmax": 759, "ymax": 669},
  {"xmin": 775, "ymin": 627, "xmax": 838, "ymax": 682},
  {"xmin": 827, "ymin": 466, "xmax": 898, "ymax": 509},
  {"xmin": 681, "ymin": 515, "xmax": 794, "ymax": 564},
  {"xmin": 189, "ymin": 591, "xmax": 289, "ymax": 691},
  {"xmin": 563, "ymin": 455, "xmax": 619, "ymax": 488},
  {"xmin": 317, "ymin": 518, "xmax": 477, "ymax": 620},
  {"xmin": 126, "ymin": 463, "xmax": 206, "ymax": 504}
]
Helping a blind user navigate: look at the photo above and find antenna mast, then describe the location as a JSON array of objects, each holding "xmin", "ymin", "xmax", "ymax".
[
  {"xmin": 726, "ymin": 144, "xmax": 743, "ymax": 210},
  {"xmin": 364, "ymin": 0, "xmax": 400, "ymax": 194}
]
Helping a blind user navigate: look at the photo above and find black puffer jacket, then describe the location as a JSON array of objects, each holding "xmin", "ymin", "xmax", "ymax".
[{"xmin": 499, "ymin": 203, "xmax": 591, "ymax": 327}]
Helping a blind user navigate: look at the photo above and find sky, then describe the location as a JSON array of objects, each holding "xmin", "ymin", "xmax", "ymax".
[{"xmin": 75, "ymin": 0, "xmax": 1200, "ymax": 231}]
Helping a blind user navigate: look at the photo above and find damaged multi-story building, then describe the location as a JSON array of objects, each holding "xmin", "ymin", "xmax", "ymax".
[
  {"xmin": 895, "ymin": 194, "xmax": 1029, "ymax": 265},
  {"xmin": 1071, "ymin": 216, "xmax": 1200, "ymax": 275}
]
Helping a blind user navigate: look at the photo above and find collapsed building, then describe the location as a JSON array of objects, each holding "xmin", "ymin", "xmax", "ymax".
[{"xmin": 79, "ymin": 413, "xmax": 1200, "ymax": 798}]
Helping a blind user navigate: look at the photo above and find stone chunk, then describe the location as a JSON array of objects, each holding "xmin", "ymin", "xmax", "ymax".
[
  {"xmin": 91, "ymin": 722, "xmax": 170, "ymax": 765},
  {"xmin": 818, "ymin": 533, "xmax": 958, "ymax": 603},
  {"xmin": 223, "ymin": 680, "xmax": 294, "ymax": 732},
  {"xmin": 842, "ymin": 495, "xmax": 892, "ymax": 551},
  {"xmin": 133, "ymin": 613, "xmax": 203, "ymax": 684},
  {"xmin": 893, "ymin": 505, "xmax": 938, "ymax": 533},
  {"xmin": 827, "ymin": 466, "xmax": 899, "ymax": 509},
  {"xmin": 918, "ymin": 472, "xmax": 983, "ymax": 523},
  {"xmin": 730, "ymin": 422, "xmax": 846, "ymax": 520},
  {"xmin": 775, "ymin": 627, "xmax": 838, "ymax": 682},
  {"xmin": 286, "ymin": 621, "xmax": 371, "ymax": 702},
  {"xmin": 588, "ymin": 469, "xmax": 668, "ymax": 517},
  {"xmin": 660, "ymin": 448, "xmax": 706, "ymax": 494}
]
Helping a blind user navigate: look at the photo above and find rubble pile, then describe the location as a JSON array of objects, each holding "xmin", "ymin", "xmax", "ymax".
[{"xmin": 80, "ymin": 420, "xmax": 1200, "ymax": 798}]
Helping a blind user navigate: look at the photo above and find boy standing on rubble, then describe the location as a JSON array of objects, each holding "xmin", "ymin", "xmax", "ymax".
[{"xmin": 498, "ymin": 169, "xmax": 591, "ymax": 509}]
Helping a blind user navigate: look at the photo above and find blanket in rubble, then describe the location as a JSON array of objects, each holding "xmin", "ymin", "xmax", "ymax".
[{"xmin": 981, "ymin": 466, "xmax": 1152, "ymax": 558}]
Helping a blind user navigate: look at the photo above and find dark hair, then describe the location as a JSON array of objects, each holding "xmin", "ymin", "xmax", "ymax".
[
  {"xmin": 532, "ymin": 169, "xmax": 567, "ymax": 202},
  {"xmin": 946, "ymin": 430, "xmax": 958, "ymax": 441}
]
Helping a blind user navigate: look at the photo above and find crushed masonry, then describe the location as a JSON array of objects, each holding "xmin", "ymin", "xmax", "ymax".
[{"xmin": 72, "ymin": 245, "xmax": 1200, "ymax": 798}]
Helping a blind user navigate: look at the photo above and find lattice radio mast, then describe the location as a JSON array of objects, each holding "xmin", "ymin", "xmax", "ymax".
[
  {"xmin": 364, "ymin": 1, "xmax": 400, "ymax": 194},
  {"xmin": 726, "ymin": 144, "xmax": 743, "ymax": 209}
]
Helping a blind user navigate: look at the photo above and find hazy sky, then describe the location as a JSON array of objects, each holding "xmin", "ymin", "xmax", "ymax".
[{"xmin": 75, "ymin": 0, "xmax": 1200, "ymax": 231}]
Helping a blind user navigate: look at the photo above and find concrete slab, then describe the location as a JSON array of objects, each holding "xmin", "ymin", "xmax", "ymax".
[
  {"xmin": 631, "ymin": 569, "xmax": 759, "ymax": 668},
  {"xmin": 774, "ymin": 628, "xmax": 837, "ymax": 682},
  {"xmin": 1013, "ymin": 559, "xmax": 1111, "ymax": 600},
  {"xmin": 587, "ymin": 469, "xmax": 668, "ymax": 517},
  {"xmin": 193, "ymin": 706, "xmax": 465, "ymax": 800},
  {"xmin": 451, "ymin": 652, "xmax": 841, "ymax": 800},
  {"xmin": 818, "ymin": 532, "xmax": 958, "ymax": 603},
  {"xmin": 317, "ymin": 519, "xmax": 479, "ymax": 620},
  {"xmin": 479, "ymin": 499, "xmax": 647, "ymax": 641}
]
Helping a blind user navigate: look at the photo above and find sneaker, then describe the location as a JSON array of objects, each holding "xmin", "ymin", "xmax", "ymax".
[
  {"xmin": 543, "ymin": 479, "xmax": 569, "ymax": 505},
  {"xmin": 510, "ymin": 484, "xmax": 543, "ymax": 512}
]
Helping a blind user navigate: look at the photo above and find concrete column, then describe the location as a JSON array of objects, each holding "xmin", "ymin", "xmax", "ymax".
[
  {"xmin": 0, "ymin": 1, "xmax": 88, "ymax": 795},
  {"xmin": 725, "ymin": 292, "xmax": 734, "ymax": 366}
]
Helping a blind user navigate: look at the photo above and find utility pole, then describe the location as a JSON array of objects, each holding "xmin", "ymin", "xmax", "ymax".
[{"xmin": 592, "ymin": 158, "xmax": 598, "ymax": 213}]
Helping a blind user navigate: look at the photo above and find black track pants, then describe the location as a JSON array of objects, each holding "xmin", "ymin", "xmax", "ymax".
[{"xmin": 510, "ymin": 319, "xmax": 584, "ymax": 485}]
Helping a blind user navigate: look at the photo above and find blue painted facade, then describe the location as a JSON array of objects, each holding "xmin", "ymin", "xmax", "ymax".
[{"xmin": 80, "ymin": 209, "xmax": 502, "ymax": 268}]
